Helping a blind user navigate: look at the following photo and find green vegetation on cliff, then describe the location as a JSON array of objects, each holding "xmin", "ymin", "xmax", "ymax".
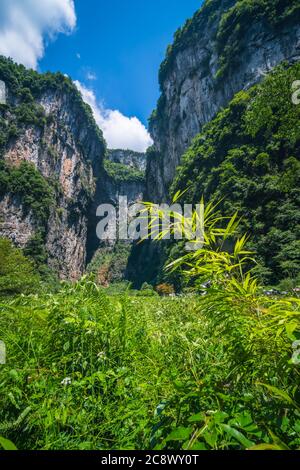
[
  {"xmin": 171, "ymin": 63, "xmax": 300, "ymax": 285},
  {"xmin": 158, "ymin": 0, "xmax": 300, "ymax": 87},
  {"xmin": 158, "ymin": 0, "xmax": 223, "ymax": 87},
  {"xmin": 0, "ymin": 160, "xmax": 54, "ymax": 226},
  {"xmin": 152, "ymin": 0, "xmax": 300, "ymax": 133},
  {"xmin": 104, "ymin": 159, "xmax": 145, "ymax": 184},
  {"xmin": 216, "ymin": 0, "xmax": 300, "ymax": 78}
]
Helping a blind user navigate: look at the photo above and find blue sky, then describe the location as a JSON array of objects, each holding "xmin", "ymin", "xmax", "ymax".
[
  {"xmin": 40, "ymin": 0, "xmax": 202, "ymax": 125},
  {"xmin": 0, "ymin": 0, "xmax": 203, "ymax": 151}
]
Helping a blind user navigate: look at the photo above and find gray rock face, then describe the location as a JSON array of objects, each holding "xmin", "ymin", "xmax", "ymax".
[
  {"xmin": 0, "ymin": 87, "xmax": 106, "ymax": 280},
  {"xmin": 107, "ymin": 149, "xmax": 147, "ymax": 172},
  {"xmin": 87, "ymin": 151, "xmax": 146, "ymax": 260},
  {"xmin": 147, "ymin": 0, "xmax": 300, "ymax": 201}
]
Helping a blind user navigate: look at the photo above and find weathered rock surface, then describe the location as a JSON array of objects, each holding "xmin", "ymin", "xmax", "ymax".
[
  {"xmin": 108, "ymin": 149, "xmax": 147, "ymax": 173},
  {"xmin": 87, "ymin": 150, "xmax": 146, "ymax": 262},
  {"xmin": 0, "ymin": 60, "xmax": 146, "ymax": 282},
  {"xmin": 0, "ymin": 70, "xmax": 106, "ymax": 280}
]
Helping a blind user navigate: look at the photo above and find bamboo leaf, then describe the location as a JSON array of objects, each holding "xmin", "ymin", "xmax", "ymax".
[{"xmin": 0, "ymin": 437, "xmax": 17, "ymax": 451}]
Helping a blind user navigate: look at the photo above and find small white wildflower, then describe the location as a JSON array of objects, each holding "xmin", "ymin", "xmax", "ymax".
[{"xmin": 61, "ymin": 377, "xmax": 72, "ymax": 387}]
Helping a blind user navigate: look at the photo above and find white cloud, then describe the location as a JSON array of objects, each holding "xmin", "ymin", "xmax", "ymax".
[
  {"xmin": 0, "ymin": 0, "xmax": 76, "ymax": 69},
  {"xmin": 75, "ymin": 81, "xmax": 153, "ymax": 153}
]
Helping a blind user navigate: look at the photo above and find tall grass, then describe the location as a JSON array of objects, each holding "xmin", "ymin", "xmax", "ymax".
[
  {"xmin": 0, "ymin": 200, "xmax": 299, "ymax": 450},
  {"xmin": 0, "ymin": 283, "xmax": 200, "ymax": 449},
  {"xmin": 141, "ymin": 195, "xmax": 300, "ymax": 450}
]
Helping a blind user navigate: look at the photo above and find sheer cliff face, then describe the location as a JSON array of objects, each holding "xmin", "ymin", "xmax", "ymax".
[
  {"xmin": 87, "ymin": 149, "xmax": 146, "ymax": 262},
  {"xmin": 148, "ymin": 0, "xmax": 300, "ymax": 201},
  {"xmin": 40, "ymin": 90, "xmax": 105, "ymax": 280},
  {"xmin": 0, "ymin": 66, "xmax": 106, "ymax": 280},
  {"xmin": 86, "ymin": 149, "xmax": 146, "ymax": 285}
]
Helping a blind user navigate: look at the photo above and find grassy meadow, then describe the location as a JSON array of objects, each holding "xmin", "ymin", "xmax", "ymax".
[{"xmin": 0, "ymin": 275, "xmax": 300, "ymax": 450}]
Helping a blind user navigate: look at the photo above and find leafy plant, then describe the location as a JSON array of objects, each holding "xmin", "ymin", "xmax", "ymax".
[
  {"xmin": 142, "ymin": 194, "xmax": 300, "ymax": 450},
  {"xmin": 0, "ymin": 436, "xmax": 17, "ymax": 451},
  {"xmin": 0, "ymin": 238, "xmax": 40, "ymax": 296}
]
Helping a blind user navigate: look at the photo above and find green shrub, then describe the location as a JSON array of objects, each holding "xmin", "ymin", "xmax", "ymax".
[{"xmin": 141, "ymin": 282, "xmax": 153, "ymax": 291}]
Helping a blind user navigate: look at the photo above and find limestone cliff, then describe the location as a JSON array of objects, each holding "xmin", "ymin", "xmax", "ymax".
[
  {"xmin": 87, "ymin": 149, "xmax": 146, "ymax": 284},
  {"xmin": 147, "ymin": 0, "xmax": 300, "ymax": 201},
  {"xmin": 0, "ymin": 57, "xmax": 106, "ymax": 280}
]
